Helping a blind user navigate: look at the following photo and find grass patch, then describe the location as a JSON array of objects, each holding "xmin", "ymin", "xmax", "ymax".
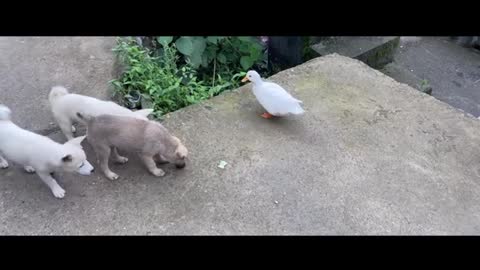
[{"xmin": 110, "ymin": 37, "xmax": 267, "ymax": 118}]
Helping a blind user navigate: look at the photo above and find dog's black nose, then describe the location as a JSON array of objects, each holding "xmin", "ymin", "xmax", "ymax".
[
  {"xmin": 175, "ymin": 162, "xmax": 186, "ymax": 169},
  {"xmin": 91, "ymin": 168, "xmax": 95, "ymax": 173}
]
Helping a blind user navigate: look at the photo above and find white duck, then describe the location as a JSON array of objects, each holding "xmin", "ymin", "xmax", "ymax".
[{"xmin": 241, "ymin": 70, "xmax": 304, "ymax": 119}]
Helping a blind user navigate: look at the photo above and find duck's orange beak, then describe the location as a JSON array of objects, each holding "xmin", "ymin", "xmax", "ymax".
[{"xmin": 241, "ymin": 76, "xmax": 249, "ymax": 83}]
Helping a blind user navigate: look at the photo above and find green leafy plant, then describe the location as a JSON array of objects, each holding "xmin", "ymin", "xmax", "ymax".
[
  {"xmin": 416, "ymin": 79, "xmax": 432, "ymax": 95},
  {"xmin": 418, "ymin": 79, "xmax": 430, "ymax": 88},
  {"xmin": 110, "ymin": 37, "xmax": 253, "ymax": 118},
  {"xmin": 155, "ymin": 36, "xmax": 264, "ymax": 70}
]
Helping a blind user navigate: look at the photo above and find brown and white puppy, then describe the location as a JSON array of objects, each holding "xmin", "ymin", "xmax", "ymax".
[{"xmin": 77, "ymin": 113, "xmax": 188, "ymax": 180}]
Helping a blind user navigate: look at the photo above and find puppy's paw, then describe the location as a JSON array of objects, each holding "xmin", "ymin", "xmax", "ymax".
[
  {"xmin": 71, "ymin": 125, "xmax": 76, "ymax": 133},
  {"xmin": 0, "ymin": 160, "xmax": 8, "ymax": 169},
  {"xmin": 106, "ymin": 172, "xmax": 119, "ymax": 180},
  {"xmin": 153, "ymin": 154, "xmax": 169, "ymax": 164},
  {"xmin": 52, "ymin": 186, "xmax": 66, "ymax": 199},
  {"xmin": 151, "ymin": 168, "xmax": 165, "ymax": 177},
  {"xmin": 24, "ymin": 166, "xmax": 36, "ymax": 173},
  {"xmin": 115, "ymin": 156, "xmax": 129, "ymax": 164}
]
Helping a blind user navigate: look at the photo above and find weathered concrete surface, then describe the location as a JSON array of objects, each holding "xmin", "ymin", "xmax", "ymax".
[
  {"xmin": 381, "ymin": 36, "xmax": 480, "ymax": 117},
  {"xmin": 2, "ymin": 53, "xmax": 480, "ymax": 235},
  {"xmin": 0, "ymin": 37, "xmax": 116, "ymax": 133},
  {"xmin": 311, "ymin": 36, "xmax": 400, "ymax": 69}
]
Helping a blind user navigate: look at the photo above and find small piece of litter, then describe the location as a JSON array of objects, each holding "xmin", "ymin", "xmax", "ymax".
[
  {"xmin": 274, "ymin": 200, "xmax": 279, "ymax": 204},
  {"xmin": 218, "ymin": 160, "xmax": 228, "ymax": 169}
]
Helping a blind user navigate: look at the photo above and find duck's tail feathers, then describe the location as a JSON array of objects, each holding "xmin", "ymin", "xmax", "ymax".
[
  {"xmin": 291, "ymin": 104, "xmax": 305, "ymax": 115},
  {"xmin": 0, "ymin": 105, "xmax": 12, "ymax": 120}
]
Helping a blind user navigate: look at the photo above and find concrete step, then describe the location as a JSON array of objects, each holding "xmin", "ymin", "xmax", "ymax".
[
  {"xmin": 379, "ymin": 36, "xmax": 480, "ymax": 117},
  {"xmin": 380, "ymin": 62, "xmax": 433, "ymax": 95},
  {"xmin": 310, "ymin": 36, "xmax": 400, "ymax": 69}
]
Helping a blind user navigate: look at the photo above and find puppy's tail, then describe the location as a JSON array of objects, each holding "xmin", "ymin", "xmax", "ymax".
[
  {"xmin": 49, "ymin": 86, "xmax": 69, "ymax": 105},
  {"xmin": 76, "ymin": 112, "xmax": 94, "ymax": 123},
  {"xmin": 0, "ymin": 105, "xmax": 12, "ymax": 120}
]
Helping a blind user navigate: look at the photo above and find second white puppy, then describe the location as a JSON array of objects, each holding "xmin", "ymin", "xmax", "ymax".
[
  {"xmin": 49, "ymin": 86, "xmax": 154, "ymax": 140},
  {"xmin": 0, "ymin": 105, "xmax": 94, "ymax": 199}
]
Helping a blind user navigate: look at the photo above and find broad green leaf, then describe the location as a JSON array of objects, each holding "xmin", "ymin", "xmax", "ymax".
[
  {"xmin": 217, "ymin": 53, "xmax": 227, "ymax": 64},
  {"xmin": 188, "ymin": 53, "xmax": 202, "ymax": 68},
  {"xmin": 252, "ymin": 42, "xmax": 263, "ymax": 51},
  {"xmin": 249, "ymin": 49, "xmax": 262, "ymax": 61},
  {"xmin": 206, "ymin": 36, "xmax": 219, "ymax": 44},
  {"xmin": 157, "ymin": 36, "xmax": 173, "ymax": 46},
  {"xmin": 237, "ymin": 36, "xmax": 252, "ymax": 42},
  {"xmin": 184, "ymin": 37, "xmax": 206, "ymax": 68},
  {"xmin": 192, "ymin": 37, "xmax": 206, "ymax": 55},
  {"xmin": 205, "ymin": 45, "xmax": 217, "ymax": 56},
  {"xmin": 240, "ymin": 56, "xmax": 254, "ymax": 70},
  {"xmin": 239, "ymin": 43, "xmax": 251, "ymax": 53},
  {"xmin": 175, "ymin": 37, "xmax": 194, "ymax": 56}
]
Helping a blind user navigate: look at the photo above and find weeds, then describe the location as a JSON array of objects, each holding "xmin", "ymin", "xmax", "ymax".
[{"xmin": 110, "ymin": 36, "xmax": 266, "ymax": 118}]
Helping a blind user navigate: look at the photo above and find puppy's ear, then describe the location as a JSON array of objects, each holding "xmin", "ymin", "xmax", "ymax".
[
  {"xmin": 171, "ymin": 136, "xmax": 181, "ymax": 145},
  {"xmin": 62, "ymin": 154, "xmax": 73, "ymax": 162},
  {"xmin": 175, "ymin": 145, "xmax": 188, "ymax": 159},
  {"xmin": 67, "ymin": 135, "xmax": 86, "ymax": 146}
]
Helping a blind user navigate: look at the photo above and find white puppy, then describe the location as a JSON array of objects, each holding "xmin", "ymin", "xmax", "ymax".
[
  {"xmin": 0, "ymin": 105, "xmax": 94, "ymax": 199},
  {"xmin": 49, "ymin": 86, "xmax": 154, "ymax": 140}
]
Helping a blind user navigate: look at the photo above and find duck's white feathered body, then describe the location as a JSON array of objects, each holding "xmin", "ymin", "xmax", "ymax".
[{"xmin": 252, "ymin": 81, "xmax": 305, "ymax": 116}]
